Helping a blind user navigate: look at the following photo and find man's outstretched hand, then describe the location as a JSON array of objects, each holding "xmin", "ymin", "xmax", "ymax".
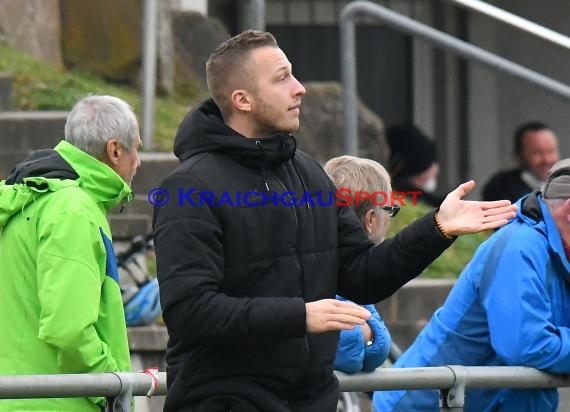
[
  {"xmin": 438, "ymin": 180, "xmax": 517, "ymax": 236},
  {"xmin": 306, "ymin": 299, "xmax": 371, "ymax": 333}
]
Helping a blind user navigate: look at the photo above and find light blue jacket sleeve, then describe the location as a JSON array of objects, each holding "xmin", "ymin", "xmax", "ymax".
[
  {"xmin": 335, "ymin": 326, "xmax": 366, "ymax": 374},
  {"xmin": 362, "ymin": 303, "xmax": 391, "ymax": 372},
  {"xmin": 334, "ymin": 296, "xmax": 391, "ymax": 374},
  {"xmin": 480, "ymin": 234, "xmax": 570, "ymax": 374}
]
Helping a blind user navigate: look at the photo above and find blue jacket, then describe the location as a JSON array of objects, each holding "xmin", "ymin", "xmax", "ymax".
[
  {"xmin": 334, "ymin": 295, "xmax": 391, "ymax": 374},
  {"xmin": 373, "ymin": 193, "xmax": 570, "ymax": 412}
]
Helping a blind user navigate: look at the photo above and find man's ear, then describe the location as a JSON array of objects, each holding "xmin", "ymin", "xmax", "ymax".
[
  {"xmin": 230, "ymin": 89, "xmax": 252, "ymax": 113},
  {"xmin": 104, "ymin": 139, "xmax": 121, "ymax": 166},
  {"xmin": 362, "ymin": 208, "xmax": 375, "ymax": 235}
]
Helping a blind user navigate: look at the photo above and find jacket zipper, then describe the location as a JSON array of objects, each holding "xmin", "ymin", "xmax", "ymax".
[{"xmin": 273, "ymin": 171, "xmax": 312, "ymax": 365}]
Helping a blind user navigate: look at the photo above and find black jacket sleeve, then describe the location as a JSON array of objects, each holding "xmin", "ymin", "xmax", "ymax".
[
  {"xmin": 153, "ymin": 173, "xmax": 307, "ymax": 347},
  {"xmin": 337, "ymin": 203, "xmax": 454, "ymax": 304}
]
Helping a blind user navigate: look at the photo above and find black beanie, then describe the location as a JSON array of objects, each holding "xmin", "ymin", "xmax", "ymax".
[{"xmin": 386, "ymin": 124, "xmax": 438, "ymax": 181}]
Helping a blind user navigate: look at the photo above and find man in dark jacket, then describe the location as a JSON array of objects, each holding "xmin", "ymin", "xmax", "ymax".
[
  {"xmin": 483, "ymin": 121, "xmax": 559, "ymax": 203},
  {"xmin": 153, "ymin": 30, "xmax": 516, "ymax": 412},
  {"xmin": 386, "ymin": 124, "xmax": 445, "ymax": 208}
]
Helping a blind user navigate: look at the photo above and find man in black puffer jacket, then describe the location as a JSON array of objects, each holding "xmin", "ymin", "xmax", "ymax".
[{"xmin": 153, "ymin": 30, "xmax": 516, "ymax": 412}]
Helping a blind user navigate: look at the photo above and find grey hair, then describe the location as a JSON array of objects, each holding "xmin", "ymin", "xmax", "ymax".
[
  {"xmin": 64, "ymin": 95, "xmax": 139, "ymax": 157},
  {"xmin": 324, "ymin": 155, "xmax": 392, "ymax": 222}
]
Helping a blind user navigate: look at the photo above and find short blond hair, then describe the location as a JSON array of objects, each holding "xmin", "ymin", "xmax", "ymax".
[
  {"xmin": 206, "ymin": 30, "xmax": 278, "ymax": 120},
  {"xmin": 324, "ymin": 155, "xmax": 392, "ymax": 222}
]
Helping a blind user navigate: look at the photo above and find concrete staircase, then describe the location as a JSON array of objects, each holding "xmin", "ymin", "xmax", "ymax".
[
  {"xmin": 0, "ymin": 83, "xmax": 179, "ymax": 240},
  {"xmin": 109, "ymin": 152, "xmax": 179, "ymax": 239},
  {"xmin": 0, "ymin": 113, "xmax": 180, "ymax": 240}
]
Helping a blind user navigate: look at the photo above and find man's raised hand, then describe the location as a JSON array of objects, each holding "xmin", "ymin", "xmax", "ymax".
[{"xmin": 438, "ymin": 180, "xmax": 517, "ymax": 235}]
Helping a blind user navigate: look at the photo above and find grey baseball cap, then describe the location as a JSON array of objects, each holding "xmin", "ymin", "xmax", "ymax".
[{"xmin": 542, "ymin": 158, "xmax": 570, "ymax": 199}]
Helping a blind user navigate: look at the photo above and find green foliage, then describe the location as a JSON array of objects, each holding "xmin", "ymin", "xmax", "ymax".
[
  {"xmin": 386, "ymin": 201, "xmax": 491, "ymax": 278},
  {"xmin": 0, "ymin": 44, "xmax": 205, "ymax": 151}
]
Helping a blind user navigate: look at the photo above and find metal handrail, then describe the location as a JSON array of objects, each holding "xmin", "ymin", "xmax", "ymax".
[
  {"xmin": 340, "ymin": 0, "xmax": 570, "ymax": 156},
  {"xmin": 240, "ymin": 0, "xmax": 266, "ymax": 31},
  {"xmin": 141, "ymin": 0, "xmax": 158, "ymax": 149},
  {"xmin": 0, "ymin": 372, "xmax": 167, "ymax": 412},
  {"xmin": 0, "ymin": 372, "xmax": 166, "ymax": 398},
  {"xmin": 1, "ymin": 367, "xmax": 569, "ymax": 411},
  {"xmin": 444, "ymin": 0, "xmax": 570, "ymax": 51},
  {"xmin": 336, "ymin": 366, "xmax": 570, "ymax": 392}
]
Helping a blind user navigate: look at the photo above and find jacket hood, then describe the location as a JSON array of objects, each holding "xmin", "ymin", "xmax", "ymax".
[
  {"xmin": 1, "ymin": 147, "xmax": 79, "ymax": 228},
  {"xmin": 55, "ymin": 140, "xmax": 132, "ymax": 210},
  {"xmin": 173, "ymin": 99, "xmax": 296, "ymax": 165},
  {"xmin": 0, "ymin": 141, "xmax": 132, "ymax": 228},
  {"xmin": 5, "ymin": 148, "xmax": 79, "ymax": 185}
]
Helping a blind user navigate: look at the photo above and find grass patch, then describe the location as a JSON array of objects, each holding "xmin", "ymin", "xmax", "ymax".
[{"xmin": 0, "ymin": 44, "xmax": 206, "ymax": 151}]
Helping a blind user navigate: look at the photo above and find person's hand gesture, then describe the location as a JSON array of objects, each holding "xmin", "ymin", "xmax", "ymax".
[
  {"xmin": 437, "ymin": 180, "xmax": 517, "ymax": 236},
  {"xmin": 306, "ymin": 299, "xmax": 371, "ymax": 333}
]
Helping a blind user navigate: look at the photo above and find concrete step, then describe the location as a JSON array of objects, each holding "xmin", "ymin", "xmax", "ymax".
[
  {"xmin": 374, "ymin": 279, "xmax": 455, "ymax": 351},
  {"xmin": 131, "ymin": 152, "xmax": 179, "ymax": 195},
  {"xmin": 0, "ymin": 150, "xmax": 32, "ymax": 179},
  {"xmin": 0, "ymin": 111, "xmax": 67, "ymax": 151},
  {"xmin": 0, "ymin": 73, "xmax": 12, "ymax": 111},
  {"xmin": 109, "ymin": 197, "xmax": 154, "ymax": 216},
  {"xmin": 108, "ymin": 213, "xmax": 152, "ymax": 240},
  {"xmin": 375, "ymin": 278, "xmax": 454, "ymax": 323},
  {"xmin": 383, "ymin": 320, "xmax": 429, "ymax": 352},
  {"xmin": 127, "ymin": 325, "xmax": 168, "ymax": 352}
]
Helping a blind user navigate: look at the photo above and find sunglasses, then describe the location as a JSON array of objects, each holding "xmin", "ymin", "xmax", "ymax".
[{"xmin": 381, "ymin": 205, "xmax": 401, "ymax": 217}]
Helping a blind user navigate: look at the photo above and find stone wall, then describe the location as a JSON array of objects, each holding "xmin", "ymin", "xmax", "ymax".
[
  {"xmin": 297, "ymin": 82, "xmax": 389, "ymax": 165},
  {"xmin": 0, "ymin": 111, "xmax": 67, "ymax": 178},
  {"xmin": 0, "ymin": 0, "xmax": 62, "ymax": 67},
  {"xmin": 60, "ymin": 0, "xmax": 146, "ymax": 85}
]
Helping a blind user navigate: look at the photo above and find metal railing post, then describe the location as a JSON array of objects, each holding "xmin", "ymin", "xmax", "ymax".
[
  {"xmin": 110, "ymin": 373, "xmax": 134, "ymax": 412},
  {"xmin": 440, "ymin": 365, "xmax": 466, "ymax": 412},
  {"xmin": 339, "ymin": 7, "xmax": 358, "ymax": 156},
  {"xmin": 339, "ymin": 0, "xmax": 570, "ymax": 157},
  {"xmin": 141, "ymin": 0, "xmax": 158, "ymax": 149},
  {"xmin": 240, "ymin": 0, "xmax": 266, "ymax": 31}
]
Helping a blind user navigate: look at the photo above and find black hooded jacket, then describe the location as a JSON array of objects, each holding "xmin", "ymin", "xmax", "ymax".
[{"xmin": 153, "ymin": 99, "xmax": 454, "ymax": 411}]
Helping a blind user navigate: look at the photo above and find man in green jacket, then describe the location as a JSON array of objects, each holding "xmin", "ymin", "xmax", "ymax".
[{"xmin": 0, "ymin": 95, "xmax": 141, "ymax": 411}]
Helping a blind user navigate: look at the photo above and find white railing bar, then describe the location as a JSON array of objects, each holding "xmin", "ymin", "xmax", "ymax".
[
  {"xmin": 444, "ymin": 0, "xmax": 570, "ymax": 50},
  {"xmin": 1, "ymin": 367, "xmax": 569, "ymax": 399},
  {"xmin": 336, "ymin": 366, "xmax": 570, "ymax": 392},
  {"xmin": 0, "ymin": 372, "xmax": 167, "ymax": 399}
]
